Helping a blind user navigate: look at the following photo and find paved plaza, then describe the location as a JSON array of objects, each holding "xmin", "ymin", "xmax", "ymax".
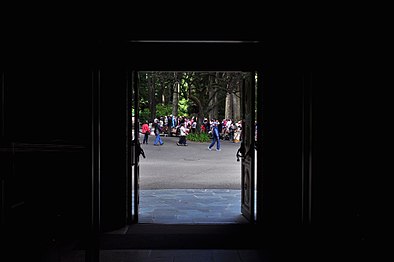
[{"xmin": 138, "ymin": 135, "xmax": 246, "ymax": 224}]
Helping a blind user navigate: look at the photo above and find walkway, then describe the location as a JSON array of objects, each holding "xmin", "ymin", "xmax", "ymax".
[
  {"xmin": 138, "ymin": 135, "xmax": 249, "ymax": 224},
  {"xmin": 139, "ymin": 189, "xmax": 248, "ymax": 224}
]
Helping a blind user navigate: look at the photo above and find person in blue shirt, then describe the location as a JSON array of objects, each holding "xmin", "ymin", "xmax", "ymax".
[
  {"xmin": 208, "ymin": 121, "xmax": 221, "ymax": 151},
  {"xmin": 153, "ymin": 119, "xmax": 164, "ymax": 146}
]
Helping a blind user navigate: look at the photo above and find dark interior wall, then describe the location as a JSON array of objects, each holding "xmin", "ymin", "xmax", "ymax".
[
  {"xmin": 99, "ymin": 58, "xmax": 128, "ymax": 232},
  {"xmin": 309, "ymin": 62, "xmax": 372, "ymax": 255},
  {"xmin": 261, "ymin": 36, "xmax": 372, "ymax": 260},
  {"xmin": 3, "ymin": 66, "xmax": 91, "ymax": 142},
  {"xmin": 260, "ymin": 42, "xmax": 305, "ymax": 247},
  {"xmin": 1, "ymin": 42, "xmax": 93, "ymax": 259}
]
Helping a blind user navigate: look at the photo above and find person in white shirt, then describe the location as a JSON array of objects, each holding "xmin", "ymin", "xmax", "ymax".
[{"xmin": 176, "ymin": 123, "xmax": 188, "ymax": 146}]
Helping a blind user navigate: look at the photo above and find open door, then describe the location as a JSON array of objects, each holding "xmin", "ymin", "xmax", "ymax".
[
  {"xmin": 127, "ymin": 70, "xmax": 143, "ymax": 224},
  {"xmin": 240, "ymin": 72, "xmax": 256, "ymax": 222}
]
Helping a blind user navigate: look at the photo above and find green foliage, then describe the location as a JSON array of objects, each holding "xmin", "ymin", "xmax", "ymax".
[
  {"xmin": 187, "ymin": 132, "xmax": 210, "ymax": 142},
  {"xmin": 139, "ymin": 108, "xmax": 151, "ymax": 123},
  {"xmin": 156, "ymin": 104, "xmax": 172, "ymax": 117},
  {"xmin": 139, "ymin": 97, "xmax": 149, "ymax": 111},
  {"xmin": 139, "ymin": 102, "xmax": 190, "ymax": 123},
  {"xmin": 178, "ymin": 98, "xmax": 189, "ymax": 116}
]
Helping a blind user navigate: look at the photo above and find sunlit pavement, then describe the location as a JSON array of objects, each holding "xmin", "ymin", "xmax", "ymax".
[{"xmin": 138, "ymin": 135, "xmax": 248, "ymax": 224}]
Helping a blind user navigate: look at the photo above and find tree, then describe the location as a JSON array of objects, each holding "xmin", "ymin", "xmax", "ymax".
[
  {"xmin": 172, "ymin": 72, "xmax": 180, "ymax": 117},
  {"xmin": 147, "ymin": 72, "xmax": 156, "ymax": 120},
  {"xmin": 138, "ymin": 71, "xmax": 246, "ymax": 129}
]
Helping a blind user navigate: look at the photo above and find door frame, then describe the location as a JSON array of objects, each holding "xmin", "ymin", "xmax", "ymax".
[
  {"xmin": 240, "ymin": 73, "xmax": 256, "ymax": 222},
  {"xmin": 126, "ymin": 70, "xmax": 141, "ymax": 224},
  {"xmin": 126, "ymin": 70, "xmax": 260, "ymax": 224}
]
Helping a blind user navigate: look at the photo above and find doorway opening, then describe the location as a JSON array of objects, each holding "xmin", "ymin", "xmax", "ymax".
[{"xmin": 128, "ymin": 71, "xmax": 259, "ymax": 224}]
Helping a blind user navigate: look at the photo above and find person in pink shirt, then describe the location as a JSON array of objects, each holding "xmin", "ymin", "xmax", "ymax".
[{"xmin": 141, "ymin": 120, "xmax": 150, "ymax": 144}]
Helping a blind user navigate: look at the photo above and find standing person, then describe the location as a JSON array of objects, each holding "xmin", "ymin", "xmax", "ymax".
[
  {"xmin": 204, "ymin": 118, "xmax": 210, "ymax": 134},
  {"xmin": 208, "ymin": 122, "xmax": 221, "ymax": 151},
  {"xmin": 229, "ymin": 122, "xmax": 235, "ymax": 142},
  {"xmin": 167, "ymin": 115, "xmax": 172, "ymax": 137},
  {"xmin": 176, "ymin": 123, "xmax": 188, "ymax": 146},
  {"xmin": 141, "ymin": 120, "xmax": 150, "ymax": 144},
  {"xmin": 191, "ymin": 118, "xmax": 197, "ymax": 133},
  {"xmin": 233, "ymin": 121, "xmax": 242, "ymax": 143},
  {"xmin": 153, "ymin": 119, "xmax": 164, "ymax": 146}
]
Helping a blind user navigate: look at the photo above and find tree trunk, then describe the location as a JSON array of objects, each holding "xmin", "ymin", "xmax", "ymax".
[
  {"xmin": 225, "ymin": 84, "xmax": 233, "ymax": 120},
  {"xmin": 171, "ymin": 73, "xmax": 179, "ymax": 117},
  {"xmin": 208, "ymin": 83, "xmax": 214, "ymax": 120},
  {"xmin": 148, "ymin": 73, "xmax": 156, "ymax": 120},
  {"xmin": 213, "ymin": 89, "xmax": 218, "ymax": 120},
  {"xmin": 209, "ymin": 74, "xmax": 218, "ymax": 120},
  {"xmin": 233, "ymin": 83, "xmax": 241, "ymax": 121},
  {"xmin": 189, "ymin": 94, "xmax": 203, "ymax": 133},
  {"xmin": 161, "ymin": 77, "xmax": 168, "ymax": 104}
]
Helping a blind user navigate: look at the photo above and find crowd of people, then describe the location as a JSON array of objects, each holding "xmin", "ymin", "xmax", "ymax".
[
  {"xmin": 140, "ymin": 115, "xmax": 247, "ymax": 149},
  {"xmin": 144, "ymin": 116, "xmax": 244, "ymax": 139}
]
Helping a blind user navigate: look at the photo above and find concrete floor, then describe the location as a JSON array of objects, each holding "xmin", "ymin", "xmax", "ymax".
[{"xmin": 139, "ymin": 189, "xmax": 248, "ymax": 224}]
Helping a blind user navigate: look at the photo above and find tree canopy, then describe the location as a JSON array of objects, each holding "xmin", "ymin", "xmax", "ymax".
[{"xmin": 138, "ymin": 71, "xmax": 250, "ymax": 126}]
